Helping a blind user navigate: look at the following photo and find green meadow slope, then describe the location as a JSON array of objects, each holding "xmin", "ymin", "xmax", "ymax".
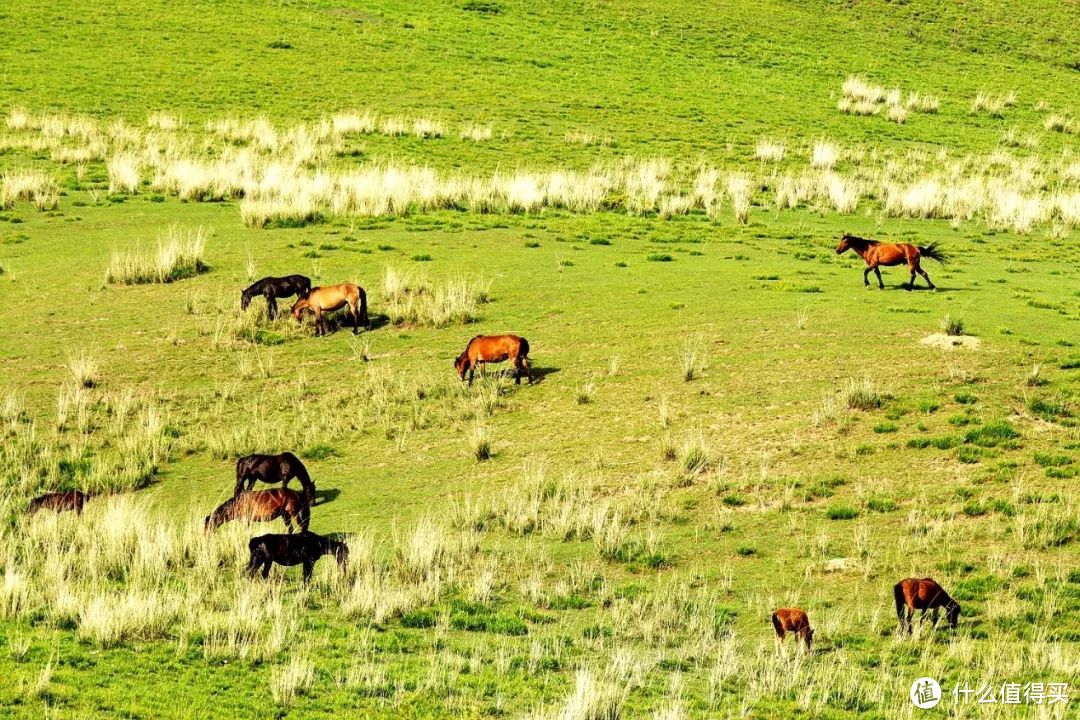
[{"xmin": 0, "ymin": 1, "xmax": 1077, "ymax": 718}]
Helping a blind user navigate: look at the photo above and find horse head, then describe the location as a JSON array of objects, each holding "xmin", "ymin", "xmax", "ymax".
[
  {"xmin": 240, "ymin": 288, "xmax": 253, "ymax": 311},
  {"xmin": 836, "ymin": 234, "xmax": 853, "ymax": 254},
  {"xmin": 291, "ymin": 298, "xmax": 309, "ymax": 323},
  {"xmin": 804, "ymin": 627, "xmax": 815, "ymax": 652},
  {"xmin": 946, "ymin": 601, "xmax": 961, "ymax": 629},
  {"xmin": 453, "ymin": 352, "xmax": 469, "ymax": 379}
]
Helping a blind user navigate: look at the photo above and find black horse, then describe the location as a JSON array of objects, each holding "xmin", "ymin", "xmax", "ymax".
[
  {"xmin": 247, "ymin": 531, "xmax": 349, "ymax": 584},
  {"xmin": 241, "ymin": 275, "xmax": 312, "ymax": 319},
  {"xmin": 235, "ymin": 452, "xmax": 316, "ymax": 504}
]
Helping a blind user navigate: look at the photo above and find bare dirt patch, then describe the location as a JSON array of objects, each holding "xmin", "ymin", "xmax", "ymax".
[{"xmin": 920, "ymin": 333, "xmax": 981, "ymax": 350}]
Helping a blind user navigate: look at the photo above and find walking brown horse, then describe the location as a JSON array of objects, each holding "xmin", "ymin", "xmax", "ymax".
[
  {"xmin": 836, "ymin": 234, "xmax": 948, "ymax": 290},
  {"xmin": 454, "ymin": 334, "xmax": 532, "ymax": 386},
  {"xmin": 772, "ymin": 608, "xmax": 814, "ymax": 653},
  {"xmin": 894, "ymin": 577, "xmax": 961, "ymax": 633},
  {"xmin": 291, "ymin": 283, "xmax": 369, "ymax": 336},
  {"xmin": 204, "ymin": 488, "xmax": 310, "ymax": 534},
  {"xmin": 235, "ymin": 451, "xmax": 315, "ymax": 505},
  {"xmin": 28, "ymin": 490, "xmax": 89, "ymax": 515},
  {"xmin": 247, "ymin": 531, "xmax": 349, "ymax": 584}
]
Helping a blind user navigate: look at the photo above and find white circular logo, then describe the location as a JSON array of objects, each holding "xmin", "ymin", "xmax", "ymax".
[{"xmin": 910, "ymin": 677, "xmax": 942, "ymax": 709}]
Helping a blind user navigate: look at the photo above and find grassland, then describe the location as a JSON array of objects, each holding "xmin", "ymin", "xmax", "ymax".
[{"xmin": 0, "ymin": 1, "xmax": 1078, "ymax": 718}]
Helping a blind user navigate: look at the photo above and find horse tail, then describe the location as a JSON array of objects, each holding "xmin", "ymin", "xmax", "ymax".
[
  {"xmin": 771, "ymin": 611, "xmax": 783, "ymax": 636},
  {"xmin": 894, "ymin": 582, "xmax": 907, "ymax": 623},
  {"xmin": 358, "ymin": 286, "xmax": 369, "ymax": 326},
  {"xmin": 918, "ymin": 242, "xmax": 949, "ymax": 265},
  {"xmin": 519, "ymin": 336, "xmax": 530, "ymax": 359}
]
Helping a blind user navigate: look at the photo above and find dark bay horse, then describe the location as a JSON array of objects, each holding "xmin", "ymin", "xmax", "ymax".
[
  {"xmin": 28, "ymin": 490, "xmax": 89, "ymax": 515},
  {"xmin": 247, "ymin": 531, "xmax": 349, "ymax": 584},
  {"xmin": 894, "ymin": 577, "xmax": 960, "ymax": 633},
  {"xmin": 204, "ymin": 488, "xmax": 310, "ymax": 533},
  {"xmin": 455, "ymin": 334, "xmax": 532, "ymax": 386},
  {"xmin": 836, "ymin": 234, "xmax": 948, "ymax": 290},
  {"xmin": 772, "ymin": 607, "xmax": 814, "ymax": 653},
  {"xmin": 235, "ymin": 451, "xmax": 315, "ymax": 504},
  {"xmin": 241, "ymin": 275, "xmax": 311, "ymax": 319},
  {"xmin": 292, "ymin": 283, "xmax": 368, "ymax": 336}
]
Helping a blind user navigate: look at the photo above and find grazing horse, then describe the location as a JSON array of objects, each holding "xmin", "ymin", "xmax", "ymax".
[
  {"xmin": 894, "ymin": 577, "xmax": 961, "ymax": 633},
  {"xmin": 204, "ymin": 488, "xmax": 310, "ymax": 534},
  {"xmin": 772, "ymin": 608, "xmax": 814, "ymax": 653},
  {"xmin": 247, "ymin": 531, "xmax": 349, "ymax": 584},
  {"xmin": 835, "ymin": 234, "xmax": 948, "ymax": 290},
  {"xmin": 28, "ymin": 490, "xmax": 89, "ymax": 515},
  {"xmin": 241, "ymin": 275, "xmax": 311, "ymax": 319},
  {"xmin": 454, "ymin": 334, "xmax": 532, "ymax": 386},
  {"xmin": 235, "ymin": 451, "xmax": 316, "ymax": 504},
  {"xmin": 292, "ymin": 283, "xmax": 369, "ymax": 336}
]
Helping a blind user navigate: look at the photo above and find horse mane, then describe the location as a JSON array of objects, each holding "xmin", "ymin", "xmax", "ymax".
[{"xmin": 844, "ymin": 234, "xmax": 879, "ymax": 250}]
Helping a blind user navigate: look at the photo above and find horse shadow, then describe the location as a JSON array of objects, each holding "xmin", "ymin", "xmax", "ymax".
[
  {"xmin": 313, "ymin": 487, "xmax": 341, "ymax": 506},
  {"xmin": 529, "ymin": 365, "xmax": 560, "ymax": 384},
  {"xmin": 323, "ymin": 312, "xmax": 390, "ymax": 333}
]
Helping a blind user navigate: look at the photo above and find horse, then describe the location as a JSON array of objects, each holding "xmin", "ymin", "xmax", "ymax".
[
  {"xmin": 291, "ymin": 283, "xmax": 368, "ymax": 336},
  {"xmin": 28, "ymin": 490, "xmax": 89, "ymax": 515},
  {"xmin": 454, "ymin": 334, "xmax": 532, "ymax": 386},
  {"xmin": 247, "ymin": 531, "xmax": 349, "ymax": 584},
  {"xmin": 772, "ymin": 608, "xmax": 814, "ymax": 654},
  {"xmin": 894, "ymin": 577, "xmax": 960, "ymax": 633},
  {"xmin": 241, "ymin": 275, "xmax": 311, "ymax": 319},
  {"xmin": 835, "ymin": 234, "xmax": 948, "ymax": 290},
  {"xmin": 235, "ymin": 451, "xmax": 316, "ymax": 505},
  {"xmin": 204, "ymin": 488, "xmax": 310, "ymax": 534}
]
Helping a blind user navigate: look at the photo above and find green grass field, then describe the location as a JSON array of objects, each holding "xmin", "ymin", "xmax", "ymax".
[{"xmin": 1, "ymin": 1, "xmax": 1078, "ymax": 717}]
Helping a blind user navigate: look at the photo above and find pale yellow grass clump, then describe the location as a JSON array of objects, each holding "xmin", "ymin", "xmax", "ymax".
[
  {"xmin": 412, "ymin": 117, "xmax": 445, "ymax": 138},
  {"xmin": 5, "ymin": 106, "xmax": 30, "ymax": 130},
  {"xmin": 0, "ymin": 169, "xmax": 59, "ymax": 210},
  {"xmin": 726, "ymin": 172, "xmax": 752, "ymax": 224},
  {"xmin": 381, "ymin": 266, "xmax": 488, "ymax": 328},
  {"xmin": 624, "ymin": 158, "xmax": 671, "ymax": 214},
  {"xmin": 330, "ymin": 110, "xmax": 378, "ymax": 135},
  {"xmin": 107, "ymin": 153, "xmax": 141, "ymax": 194},
  {"xmin": 1043, "ymin": 114, "xmax": 1075, "ymax": 134},
  {"xmin": 106, "ymin": 225, "xmax": 210, "ymax": 284},
  {"xmin": 146, "ymin": 111, "xmax": 181, "ymax": 131},
  {"xmin": 460, "ymin": 123, "xmax": 493, "ymax": 142},
  {"xmin": 810, "ymin": 140, "xmax": 839, "ymax": 169},
  {"xmin": 754, "ymin": 139, "xmax": 785, "ymax": 162}
]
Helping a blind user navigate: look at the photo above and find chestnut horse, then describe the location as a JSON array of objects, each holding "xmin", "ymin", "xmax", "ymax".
[
  {"xmin": 454, "ymin": 334, "xmax": 532, "ymax": 386},
  {"xmin": 894, "ymin": 577, "xmax": 960, "ymax": 633},
  {"xmin": 247, "ymin": 531, "xmax": 349, "ymax": 584},
  {"xmin": 235, "ymin": 451, "xmax": 315, "ymax": 504},
  {"xmin": 204, "ymin": 488, "xmax": 310, "ymax": 534},
  {"xmin": 28, "ymin": 490, "xmax": 89, "ymax": 515},
  {"xmin": 836, "ymin": 234, "xmax": 948, "ymax": 290},
  {"xmin": 772, "ymin": 608, "xmax": 814, "ymax": 653},
  {"xmin": 241, "ymin": 274, "xmax": 311, "ymax": 320},
  {"xmin": 291, "ymin": 283, "xmax": 368, "ymax": 336}
]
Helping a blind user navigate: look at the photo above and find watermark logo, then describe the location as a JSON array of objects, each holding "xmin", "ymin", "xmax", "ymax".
[{"xmin": 911, "ymin": 677, "xmax": 942, "ymax": 709}]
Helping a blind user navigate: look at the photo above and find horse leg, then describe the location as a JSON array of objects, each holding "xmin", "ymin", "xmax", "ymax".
[
  {"xmin": 523, "ymin": 357, "xmax": 532, "ymax": 384},
  {"xmin": 863, "ymin": 266, "xmax": 872, "ymax": 288},
  {"xmin": 262, "ymin": 560, "xmax": 272, "ymax": 579},
  {"xmin": 873, "ymin": 267, "xmax": 884, "ymax": 290},
  {"xmin": 915, "ymin": 261, "xmax": 935, "ymax": 290},
  {"xmin": 267, "ymin": 295, "xmax": 278, "ymax": 320},
  {"xmin": 234, "ymin": 475, "xmax": 246, "ymax": 497},
  {"xmin": 906, "ymin": 608, "xmax": 914, "ymax": 634},
  {"xmin": 302, "ymin": 561, "xmax": 314, "ymax": 585},
  {"xmin": 513, "ymin": 354, "xmax": 523, "ymax": 385},
  {"xmin": 350, "ymin": 301, "xmax": 360, "ymax": 334},
  {"xmin": 467, "ymin": 363, "xmax": 475, "ymax": 387}
]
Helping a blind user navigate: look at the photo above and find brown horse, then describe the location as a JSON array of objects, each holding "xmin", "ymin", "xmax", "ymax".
[
  {"xmin": 291, "ymin": 283, "xmax": 369, "ymax": 336},
  {"xmin": 204, "ymin": 488, "xmax": 310, "ymax": 534},
  {"xmin": 772, "ymin": 608, "xmax": 814, "ymax": 653},
  {"xmin": 28, "ymin": 490, "xmax": 89, "ymax": 515},
  {"xmin": 836, "ymin": 234, "xmax": 948, "ymax": 290},
  {"xmin": 894, "ymin": 577, "xmax": 960, "ymax": 633},
  {"xmin": 247, "ymin": 531, "xmax": 349, "ymax": 584},
  {"xmin": 454, "ymin": 334, "xmax": 532, "ymax": 386}
]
